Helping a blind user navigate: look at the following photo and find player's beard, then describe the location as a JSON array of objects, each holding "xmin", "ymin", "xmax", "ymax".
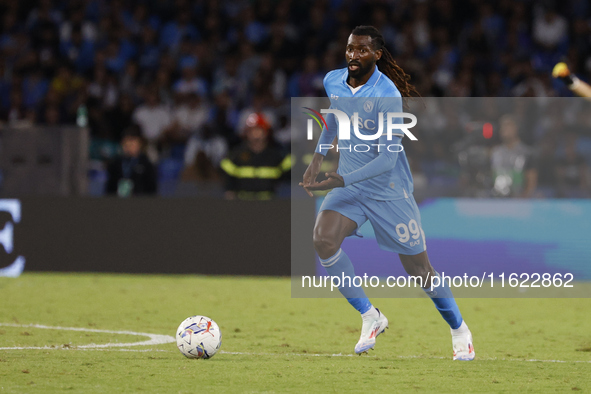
[{"xmin": 348, "ymin": 61, "xmax": 374, "ymax": 80}]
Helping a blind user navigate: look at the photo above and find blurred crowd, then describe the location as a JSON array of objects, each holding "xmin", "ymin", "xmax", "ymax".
[
  {"xmin": 401, "ymin": 98, "xmax": 591, "ymax": 200},
  {"xmin": 0, "ymin": 0, "xmax": 590, "ymax": 198}
]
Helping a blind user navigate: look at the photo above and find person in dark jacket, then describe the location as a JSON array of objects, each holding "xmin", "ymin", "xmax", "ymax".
[
  {"xmin": 221, "ymin": 113, "xmax": 291, "ymax": 200},
  {"xmin": 106, "ymin": 128, "xmax": 157, "ymax": 197}
]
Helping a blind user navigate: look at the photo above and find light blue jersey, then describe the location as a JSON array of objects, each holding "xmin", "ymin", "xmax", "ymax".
[{"xmin": 315, "ymin": 66, "xmax": 414, "ymax": 201}]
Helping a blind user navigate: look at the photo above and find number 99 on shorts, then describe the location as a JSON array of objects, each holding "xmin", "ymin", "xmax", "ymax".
[{"xmin": 395, "ymin": 219, "xmax": 421, "ymax": 246}]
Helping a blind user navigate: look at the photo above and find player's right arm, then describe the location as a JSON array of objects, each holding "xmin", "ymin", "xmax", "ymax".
[
  {"xmin": 300, "ymin": 153, "xmax": 323, "ymax": 197},
  {"xmin": 300, "ymin": 115, "xmax": 337, "ymax": 196},
  {"xmin": 300, "ymin": 73, "xmax": 338, "ymax": 196}
]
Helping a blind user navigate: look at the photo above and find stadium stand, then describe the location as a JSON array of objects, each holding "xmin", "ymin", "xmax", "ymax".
[{"xmin": 0, "ymin": 0, "xmax": 590, "ymax": 198}]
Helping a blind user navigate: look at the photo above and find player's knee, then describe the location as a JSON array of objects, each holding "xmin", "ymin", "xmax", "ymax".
[
  {"xmin": 312, "ymin": 231, "xmax": 339, "ymax": 258},
  {"xmin": 403, "ymin": 265, "xmax": 432, "ymax": 287}
]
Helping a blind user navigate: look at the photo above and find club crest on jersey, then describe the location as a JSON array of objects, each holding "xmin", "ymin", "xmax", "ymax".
[{"xmin": 364, "ymin": 100, "xmax": 374, "ymax": 113}]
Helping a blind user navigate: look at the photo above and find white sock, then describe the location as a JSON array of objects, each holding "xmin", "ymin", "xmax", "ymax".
[
  {"xmin": 361, "ymin": 306, "xmax": 379, "ymax": 320},
  {"xmin": 451, "ymin": 320, "xmax": 469, "ymax": 335}
]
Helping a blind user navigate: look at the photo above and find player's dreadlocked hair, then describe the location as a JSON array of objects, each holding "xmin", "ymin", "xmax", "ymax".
[{"xmin": 351, "ymin": 25, "xmax": 419, "ymax": 99}]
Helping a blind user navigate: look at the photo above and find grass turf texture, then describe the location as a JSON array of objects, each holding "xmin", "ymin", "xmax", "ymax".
[{"xmin": 1, "ymin": 273, "xmax": 590, "ymax": 392}]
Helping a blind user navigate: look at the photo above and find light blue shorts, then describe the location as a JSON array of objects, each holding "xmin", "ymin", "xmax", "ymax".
[{"xmin": 319, "ymin": 187, "xmax": 427, "ymax": 255}]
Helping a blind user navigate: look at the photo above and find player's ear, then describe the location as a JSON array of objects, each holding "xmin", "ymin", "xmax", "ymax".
[{"xmin": 375, "ymin": 48, "xmax": 383, "ymax": 61}]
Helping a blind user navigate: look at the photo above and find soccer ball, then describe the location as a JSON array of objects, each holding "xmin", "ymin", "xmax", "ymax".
[{"xmin": 176, "ymin": 316, "xmax": 222, "ymax": 359}]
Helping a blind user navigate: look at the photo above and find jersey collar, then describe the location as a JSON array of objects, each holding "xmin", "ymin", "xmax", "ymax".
[{"xmin": 341, "ymin": 65, "xmax": 383, "ymax": 91}]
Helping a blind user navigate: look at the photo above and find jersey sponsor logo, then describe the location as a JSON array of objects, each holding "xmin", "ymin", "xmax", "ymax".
[
  {"xmin": 352, "ymin": 115, "xmax": 378, "ymax": 131},
  {"xmin": 304, "ymin": 107, "xmax": 418, "ymax": 153},
  {"xmin": 305, "ymin": 108, "xmax": 418, "ymax": 141}
]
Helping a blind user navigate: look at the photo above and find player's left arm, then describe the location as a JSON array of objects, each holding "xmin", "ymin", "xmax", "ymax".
[
  {"xmin": 305, "ymin": 95, "xmax": 404, "ymax": 191},
  {"xmin": 340, "ymin": 134, "xmax": 402, "ymax": 186},
  {"xmin": 305, "ymin": 134, "xmax": 403, "ymax": 191}
]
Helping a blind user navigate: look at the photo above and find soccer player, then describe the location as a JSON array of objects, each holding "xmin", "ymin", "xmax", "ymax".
[{"xmin": 299, "ymin": 26, "xmax": 475, "ymax": 360}]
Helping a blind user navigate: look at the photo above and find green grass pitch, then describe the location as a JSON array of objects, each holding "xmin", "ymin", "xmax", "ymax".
[{"xmin": 1, "ymin": 273, "xmax": 590, "ymax": 392}]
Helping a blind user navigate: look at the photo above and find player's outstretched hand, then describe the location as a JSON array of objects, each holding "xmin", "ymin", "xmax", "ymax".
[
  {"xmin": 300, "ymin": 172, "xmax": 344, "ymax": 195},
  {"xmin": 300, "ymin": 153, "xmax": 325, "ymax": 197}
]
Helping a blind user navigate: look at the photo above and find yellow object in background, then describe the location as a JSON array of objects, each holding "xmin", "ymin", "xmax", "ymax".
[{"xmin": 552, "ymin": 62, "xmax": 570, "ymax": 78}]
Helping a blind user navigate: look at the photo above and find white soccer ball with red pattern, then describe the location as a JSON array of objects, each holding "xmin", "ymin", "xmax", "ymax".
[{"xmin": 176, "ymin": 316, "xmax": 222, "ymax": 359}]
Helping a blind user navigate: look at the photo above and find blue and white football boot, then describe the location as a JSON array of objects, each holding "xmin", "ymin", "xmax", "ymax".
[
  {"xmin": 354, "ymin": 308, "xmax": 388, "ymax": 354},
  {"xmin": 451, "ymin": 321, "xmax": 475, "ymax": 361}
]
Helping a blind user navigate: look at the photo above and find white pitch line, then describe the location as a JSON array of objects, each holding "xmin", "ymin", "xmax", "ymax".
[
  {"xmin": 220, "ymin": 350, "xmax": 359, "ymax": 357},
  {"xmin": 0, "ymin": 346, "xmax": 169, "ymax": 352},
  {"xmin": 218, "ymin": 351, "xmax": 591, "ymax": 364},
  {"xmin": 0, "ymin": 323, "xmax": 175, "ymax": 350},
  {"xmin": 2, "ymin": 323, "xmax": 590, "ymax": 364}
]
